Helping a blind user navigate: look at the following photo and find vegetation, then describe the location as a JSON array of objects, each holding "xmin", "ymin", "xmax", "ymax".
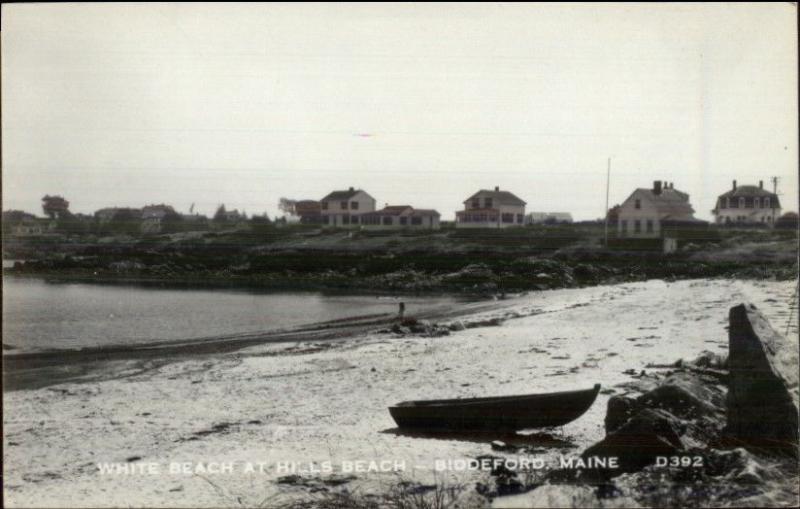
[{"xmin": 3, "ymin": 223, "xmax": 796, "ymax": 294}]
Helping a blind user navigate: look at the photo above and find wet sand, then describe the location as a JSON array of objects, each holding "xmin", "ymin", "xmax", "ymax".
[{"xmin": 3, "ymin": 297, "xmax": 511, "ymax": 391}]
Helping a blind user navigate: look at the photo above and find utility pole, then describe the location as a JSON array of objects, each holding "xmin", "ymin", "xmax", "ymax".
[
  {"xmin": 771, "ymin": 176, "xmax": 780, "ymax": 224},
  {"xmin": 604, "ymin": 157, "xmax": 611, "ymax": 247}
]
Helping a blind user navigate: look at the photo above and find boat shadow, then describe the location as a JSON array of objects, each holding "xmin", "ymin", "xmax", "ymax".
[{"xmin": 380, "ymin": 427, "xmax": 575, "ymax": 449}]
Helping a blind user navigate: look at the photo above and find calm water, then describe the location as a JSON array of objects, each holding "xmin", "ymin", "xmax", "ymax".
[{"xmin": 2, "ymin": 277, "xmax": 462, "ymax": 352}]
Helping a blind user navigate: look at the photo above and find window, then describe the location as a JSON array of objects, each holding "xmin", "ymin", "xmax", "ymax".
[
  {"xmin": 411, "ymin": 217, "xmax": 422, "ymax": 225},
  {"xmin": 321, "ymin": 202, "xmax": 328, "ymax": 210},
  {"xmin": 635, "ymin": 199, "xmax": 641, "ymax": 209},
  {"xmin": 382, "ymin": 216, "xmax": 392, "ymax": 226},
  {"xmin": 351, "ymin": 215, "xmax": 359, "ymax": 224},
  {"xmin": 489, "ymin": 215, "xmax": 497, "ymax": 222},
  {"xmin": 485, "ymin": 198, "xmax": 493, "ymax": 208},
  {"xmin": 634, "ymin": 219, "xmax": 641, "ymax": 233},
  {"xmin": 400, "ymin": 217, "xmax": 408, "ymax": 225},
  {"xmin": 350, "ymin": 201, "xmax": 359, "ymax": 210},
  {"xmin": 471, "ymin": 199, "xmax": 480, "ymax": 209},
  {"xmin": 517, "ymin": 214, "xmax": 523, "ymax": 224},
  {"xmin": 340, "ymin": 201, "xmax": 348, "ymax": 210},
  {"xmin": 754, "ymin": 197, "xmax": 760, "ymax": 208},
  {"xmin": 620, "ymin": 220, "xmax": 628, "ymax": 236},
  {"xmin": 342, "ymin": 215, "xmax": 350, "ymax": 225},
  {"xmin": 322, "ymin": 215, "xmax": 330, "ymax": 224},
  {"xmin": 501, "ymin": 213, "xmax": 513, "ymax": 223},
  {"xmin": 765, "ymin": 197, "xmax": 771, "ymax": 208},
  {"xmin": 720, "ymin": 198, "xmax": 727, "ymax": 209},
  {"xmin": 646, "ymin": 219, "xmax": 653, "ymax": 233}
]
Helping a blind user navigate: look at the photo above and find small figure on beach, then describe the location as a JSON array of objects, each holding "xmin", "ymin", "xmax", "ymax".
[{"xmin": 398, "ymin": 302, "xmax": 406, "ymax": 320}]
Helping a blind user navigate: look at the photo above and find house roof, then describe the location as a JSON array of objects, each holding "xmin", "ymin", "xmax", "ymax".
[
  {"xmin": 717, "ymin": 185, "xmax": 781, "ymax": 208},
  {"xmin": 142, "ymin": 204, "xmax": 176, "ymax": 219},
  {"xmin": 362, "ymin": 206, "xmax": 440, "ymax": 217},
  {"xmin": 361, "ymin": 206, "xmax": 413, "ymax": 217},
  {"xmin": 411, "ymin": 209, "xmax": 440, "ymax": 217},
  {"xmin": 465, "ymin": 189, "xmax": 526, "ymax": 206},
  {"xmin": 718, "ymin": 185, "xmax": 777, "ymax": 198},
  {"xmin": 632, "ymin": 188, "xmax": 695, "ymax": 217},
  {"xmin": 321, "ymin": 189, "xmax": 365, "ymax": 201},
  {"xmin": 294, "ymin": 201, "xmax": 321, "ymax": 214}
]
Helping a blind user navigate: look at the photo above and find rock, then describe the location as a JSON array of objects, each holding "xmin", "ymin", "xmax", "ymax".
[
  {"xmin": 582, "ymin": 408, "xmax": 685, "ymax": 477},
  {"xmin": 465, "ymin": 317, "xmax": 504, "ymax": 329},
  {"xmin": 580, "ymin": 370, "xmax": 727, "ymax": 480},
  {"xmin": 604, "ymin": 395, "xmax": 637, "ymax": 434},
  {"xmin": 490, "ymin": 440, "xmax": 518, "ymax": 452},
  {"xmin": 726, "ymin": 303, "xmax": 799, "ymax": 458},
  {"xmin": 637, "ymin": 382, "xmax": 719, "ymax": 420},
  {"xmin": 277, "ymin": 474, "xmax": 302, "ymax": 485},
  {"xmin": 448, "ymin": 321, "xmax": 466, "ymax": 331},
  {"xmin": 690, "ymin": 350, "xmax": 727, "ymax": 369}
]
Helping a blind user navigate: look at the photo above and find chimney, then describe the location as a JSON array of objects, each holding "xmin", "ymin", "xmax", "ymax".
[
  {"xmin": 759, "ymin": 180, "xmax": 763, "ymax": 189},
  {"xmin": 732, "ymin": 180, "xmax": 737, "ymax": 190},
  {"xmin": 653, "ymin": 180, "xmax": 662, "ymax": 195},
  {"xmin": 349, "ymin": 187, "xmax": 355, "ymax": 192},
  {"xmin": 495, "ymin": 186, "xmax": 500, "ymax": 191}
]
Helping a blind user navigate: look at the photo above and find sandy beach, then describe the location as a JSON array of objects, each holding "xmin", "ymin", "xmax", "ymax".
[{"xmin": 3, "ymin": 278, "xmax": 798, "ymax": 508}]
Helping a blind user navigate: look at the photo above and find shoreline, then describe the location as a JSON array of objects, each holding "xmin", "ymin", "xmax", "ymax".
[
  {"xmin": 3, "ymin": 278, "xmax": 798, "ymax": 507},
  {"xmin": 2, "ymin": 292, "xmax": 516, "ymax": 391}
]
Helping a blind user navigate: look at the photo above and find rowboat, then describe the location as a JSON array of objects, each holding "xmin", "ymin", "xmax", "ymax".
[{"xmin": 389, "ymin": 384, "xmax": 601, "ymax": 432}]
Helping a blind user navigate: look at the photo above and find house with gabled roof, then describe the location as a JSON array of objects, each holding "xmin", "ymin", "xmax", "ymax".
[
  {"xmin": 359, "ymin": 205, "xmax": 441, "ymax": 230},
  {"xmin": 712, "ymin": 180, "xmax": 781, "ymax": 226},
  {"xmin": 617, "ymin": 180, "xmax": 701, "ymax": 238},
  {"xmin": 455, "ymin": 186, "xmax": 526, "ymax": 228},
  {"xmin": 320, "ymin": 187, "xmax": 376, "ymax": 227}
]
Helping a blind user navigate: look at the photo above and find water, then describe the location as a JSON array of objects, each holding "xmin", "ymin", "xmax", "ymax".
[{"xmin": 2, "ymin": 277, "xmax": 463, "ymax": 352}]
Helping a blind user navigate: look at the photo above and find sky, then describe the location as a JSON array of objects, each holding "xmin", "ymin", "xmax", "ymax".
[{"xmin": 2, "ymin": 3, "xmax": 797, "ymax": 221}]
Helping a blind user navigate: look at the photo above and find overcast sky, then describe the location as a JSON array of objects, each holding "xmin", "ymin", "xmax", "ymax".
[{"xmin": 2, "ymin": 3, "xmax": 797, "ymax": 220}]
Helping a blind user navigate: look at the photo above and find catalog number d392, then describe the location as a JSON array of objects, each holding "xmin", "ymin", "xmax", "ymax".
[{"xmin": 655, "ymin": 456, "xmax": 704, "ymax": 468}]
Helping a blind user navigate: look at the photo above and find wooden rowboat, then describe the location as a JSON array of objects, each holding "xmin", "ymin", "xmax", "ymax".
[{"xmin": 389, "ymin": 384, "xmax": 600, "ymax": 432}]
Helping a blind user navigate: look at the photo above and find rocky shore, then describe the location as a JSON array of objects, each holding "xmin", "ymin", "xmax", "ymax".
[
  {"xmin": 493, "ymin": 301, "xmax": 799, "ymax": 508},
  {"xmin": 4, "ymin": 227, "xmax": 797, "ymax": 295},
  {"xmin": 6, "ymin": 251, "xmax": 797, "ymax": 297}
]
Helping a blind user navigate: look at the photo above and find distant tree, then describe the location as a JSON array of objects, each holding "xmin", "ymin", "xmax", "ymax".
[
  {"xmin": 775, "ymin": 212, "xmax": 798, "ymax": 230},
  {"xmin": 160, "ymin": 209, "xmax": 184, "ymax": 234},
  {"xmin": 250, "ymin": 213, "xmax": 272, "ymax": 225},
  {"xmin": 213, "ymin": 204, "xmax": 228, "ymax": 223},
  {"xmin": 107, "ymin": 209, "xmax": 142, "ymax": 235},
  {"xmin": 278, "ymin": 198, "xmax": 298, "ymax": 216},
  {"xmin": 42, "ymin": 195, "xmax": 71, "ymax": 219}
]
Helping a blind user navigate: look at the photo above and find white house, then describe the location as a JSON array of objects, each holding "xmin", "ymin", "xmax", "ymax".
[
  {"xmin": 455, "ymin": 187, "xmax": 526, "ymax": 228},
  {"xmin": 359, "ymin": 205, "xmax": 440, "ymax": 230},
  {"xmin": 712, "ymin": 180, "xmax": 782, "ymax": 226},
  {"xmin": 320, "ymin": 187, "xmax": 376, "ymax": 227},
  {"xmin": 617, "ymin": 181, "xmax": 698, "ymax": 238}
]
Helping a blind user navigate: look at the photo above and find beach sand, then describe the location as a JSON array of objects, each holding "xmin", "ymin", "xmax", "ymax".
[{"xmin": 3, "ymin": 278, "xmax": 797, "ymax": 507}]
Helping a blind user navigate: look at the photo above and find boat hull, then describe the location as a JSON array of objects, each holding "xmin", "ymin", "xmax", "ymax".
[{"xmin": 389, "ymin": 384, "xmax": 600, "ymax": 432}]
